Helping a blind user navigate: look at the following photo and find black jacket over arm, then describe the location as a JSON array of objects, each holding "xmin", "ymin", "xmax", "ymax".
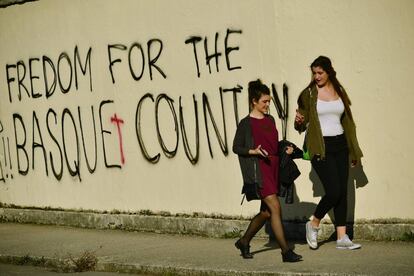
[{"xmin": 278, "ymin": 140, "xmax": 303, "ymax": 204}]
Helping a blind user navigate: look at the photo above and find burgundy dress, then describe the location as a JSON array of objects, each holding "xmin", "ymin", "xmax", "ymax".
[{"xmin": 250, "ymin": 116, "xmax": 279, "ymax": 198}]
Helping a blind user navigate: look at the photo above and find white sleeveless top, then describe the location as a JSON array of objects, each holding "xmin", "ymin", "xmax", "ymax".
[{"xmin": 317, "ymin": 98, "xmax": 345, "ymax": 136}]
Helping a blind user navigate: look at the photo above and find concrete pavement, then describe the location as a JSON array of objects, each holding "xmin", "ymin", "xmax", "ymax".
[
  {"xmin": 0, "ymin": 263, "xmax": 131, "ymax": 276},
  {"xmin": 0, "ymin": 223, "xmax": 413, "ymax": 275}
]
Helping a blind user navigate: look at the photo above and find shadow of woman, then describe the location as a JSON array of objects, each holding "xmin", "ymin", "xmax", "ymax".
[{"xmin": 346, "ymin": 162, "xmax": 369, "ymax": 239}]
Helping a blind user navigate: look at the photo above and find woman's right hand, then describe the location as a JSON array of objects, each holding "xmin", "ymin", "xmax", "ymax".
[
  {"xmin": 249, "ymin": 145, "xmax": 268, "ymax": 158},
  {"xmin": 295, "ymin": 109, "xmax": 305, "ymax": 125}
]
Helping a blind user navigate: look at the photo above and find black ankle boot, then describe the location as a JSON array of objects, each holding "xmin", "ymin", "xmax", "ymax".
[
  {"xmin": 281, "ymin": 249, "xmax": 302, "ymax": 262},
  {"xmin": 235, "ymin": 239, "xmax": 253, "ymax": 259}
]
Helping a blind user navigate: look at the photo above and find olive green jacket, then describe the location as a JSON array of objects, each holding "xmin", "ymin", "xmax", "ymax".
[{"xmin": 294, "ymin": 85, "xmax": 363, "ymax": 160}]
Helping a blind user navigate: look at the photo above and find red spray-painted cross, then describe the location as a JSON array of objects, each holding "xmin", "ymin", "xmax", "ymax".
[{"xmin": 110, "ymin": 113, "xmax": 125, "ymax": 165}]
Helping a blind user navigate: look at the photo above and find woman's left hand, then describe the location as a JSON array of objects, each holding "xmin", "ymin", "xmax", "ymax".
[{"xmin": 285, "ymin": 145, "xmax": 294, "ymax": 155}]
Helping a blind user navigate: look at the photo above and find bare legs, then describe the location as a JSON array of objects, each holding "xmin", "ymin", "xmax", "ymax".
[
  {"xmin": 310, "ymin": 217, "xmax": 321, "ymax": 228},
  {"xmin": 336, "ymin": 226, "xmax": 346, "ymax": 239}
]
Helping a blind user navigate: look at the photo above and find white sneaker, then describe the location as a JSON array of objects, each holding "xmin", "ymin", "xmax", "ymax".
[
  {"xmin": 305, "ymin": 221, "xmax": 319, "ymax": 249},
  {"xmin": 336, "ymin": 234, "xmax": 362, "ymax": 250}
]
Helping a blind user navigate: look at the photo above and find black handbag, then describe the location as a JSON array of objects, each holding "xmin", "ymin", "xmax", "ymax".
[{"xmin": 241, "ymin": 182, "xmax": 260, "ymax": 202}]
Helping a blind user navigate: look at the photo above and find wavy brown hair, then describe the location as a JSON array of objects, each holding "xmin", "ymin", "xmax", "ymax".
[{"xmin": 308, "ymin": 56, "xmax": 353, "ymax": 119}]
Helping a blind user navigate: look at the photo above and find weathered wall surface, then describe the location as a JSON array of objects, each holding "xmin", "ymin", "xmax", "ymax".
[{"xmin": 0, "ymin": 0, "xmax": 413, "ymax": 220}]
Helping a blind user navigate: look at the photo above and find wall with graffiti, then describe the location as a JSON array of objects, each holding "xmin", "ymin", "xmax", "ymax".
[{"xmin": 1, "ymin": 0, "xmax": 413, "ymax": 219}]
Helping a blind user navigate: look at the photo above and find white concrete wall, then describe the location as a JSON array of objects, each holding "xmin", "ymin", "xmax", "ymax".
[{"xmin": 0, "ymin": 0, "xmax": 413, "ymax": 220}]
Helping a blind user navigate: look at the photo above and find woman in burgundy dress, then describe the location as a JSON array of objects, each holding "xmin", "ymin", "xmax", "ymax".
[{"xmin": 232, "ymin": 79, "xmax": 302, "ymax": 262}]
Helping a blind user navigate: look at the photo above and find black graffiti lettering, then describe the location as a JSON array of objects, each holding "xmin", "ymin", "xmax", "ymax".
[
  {"xmin": 184, "ymin": 36, "xmax": 202, "ymax": 78},
  {"xmin": 108, "ymin": 40, "xmax": 166, "ymax": 83},
  {"xmin": 155, "ymin": 94, "xmax": 179, "ymax": 158},
  {"xmin": 46, "ymin": 109, "xmax": 63, "ymax": 180},
  {"xmin": 128, "ymin": 43, "xmax": 145, "ymax": 81},
  {"xmin": 29, "ymin": 58, "xmax": 42, "ymax": 99},
  {"xmin": 135, "ymin": 93, "xmax": 160, "ymax": 163},
  {"xmin": 7, "ymin": 101, "xmax": 125, "ymax": 179},
  {"xmin": 225, "ymin": 29, "xmax": 242, "ymax": 71},
  {"xmin": 133, "ymin": 87, "xmax": 245, "ymax": 163},
  {"xmin": 185, "ymin": 30, "xmax": 242, "ymax": 77},
  {"xmin": 17, "ymin": 61, "xmax": 30, "ymax": 101},
  {"xmin": 7, "ymin": 137, "xmax": 12, "ymax": 170},
  {"xmin": 57, "ymin": 52, "xmax": 73, "ymax": 93},
  {"xmin": 1, "ymin": 134, "xmax": 13, "ymax": 172},
  {"xmin": 271, "ymin": 83, "xmax": 289, "ymax": 140},
  {"xmin": 74, "ymin": 46, "xmax": 93, "ymax": 92},
  {"xmin": 107, "ymin": 44, "xmax": 127, "ymax": 84},
  {"xmin": 43, "ymin": 55, "xmax": 57, "ymax": 98},
  {"xmin": 204, "ymin": 32, "xmax": 221, "ymax": 74},
  {"xmin": 78, "ymin": 106, "xmax": 97, "ymax": 173},
  {"xmin": 7, "ymin": 47, "xmax": 93, "ymax": 103},
  {"xmin": 147, "ymin": 39, "xmax": 167, "ymax": 80},
  {"xmin": 281, "ymin": 84, "xmax": 289, "ymax": 139},
  {"xmin": 0, "ymin": 137, "xmax": 6, "ymax": 182},
  {"xmin": 6, "ymin": 64, "xmax": 17, "ymax": 103},
  {"xmin": 222, "ymin": 85, "xmax": 243, "ymax": 125},
  {"xmin": 0, "ymin": 160, "xmax": 4, "ymax": 182},
  {"xmin": 62, "ymin": 108, "xmax": 81, "ymax": 180},
  {"xmin": 32, "ymin": 111, "xmax": 49, "ymax": 176},
  {"xmin": 99, "ymin": 100, "xmax": 121, "ymax": 169},
  {"xmin": 1, "ymin": 137, "xmax": 4, "ymax": 156},
  {"xmin": 179, "ymin": 95, "xmax": 199, "ymax": 164},
  {"xmin": 2, "ymin": 137, "xmax": 6, "ymax": 166},
  {"xmin": 13, "ymin": 113, "xmax": 29, "ymax": 175},
  {"xmin": 202, "ymin": 91, "xmax": 228, "ymax": 158}
]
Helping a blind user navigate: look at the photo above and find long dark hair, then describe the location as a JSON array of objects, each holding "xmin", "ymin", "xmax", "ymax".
[
  {"xmin": 248, "ymin": 79, "xmax": 270, "ymax": 111},
  {"xmin": 308, "ymin": 56, "xmax": 353, "ymax": 119}
]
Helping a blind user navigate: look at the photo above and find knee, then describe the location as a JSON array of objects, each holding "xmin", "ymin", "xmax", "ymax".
[
  {"xmin": 265, "ymin": 203, "xmax": 281, "ymax": 216},
  {"xmin": 260, "ymin": 210, "xmax": 271, "ymax": 219},
  {"xmin": 325, "ymin": 191, "xmax": 342, "ymax": 205}
]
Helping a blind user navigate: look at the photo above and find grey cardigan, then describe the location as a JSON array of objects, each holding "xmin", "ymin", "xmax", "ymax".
[{"xmin": 232, "ymin": 115, "xmax": 276, "ymax": 190}]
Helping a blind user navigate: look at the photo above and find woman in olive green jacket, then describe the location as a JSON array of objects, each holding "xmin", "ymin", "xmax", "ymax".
[{"xmin": 295, "ymin": 56, "xmax": 363, "ymax": 250}]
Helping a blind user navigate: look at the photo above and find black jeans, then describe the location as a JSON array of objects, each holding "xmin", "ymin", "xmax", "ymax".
[{"xmin": 311, "ymin": 134, "xmax": 349, "ymax": 227}]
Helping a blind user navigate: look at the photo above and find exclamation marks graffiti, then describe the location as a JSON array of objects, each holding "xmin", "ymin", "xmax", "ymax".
[
  {"xmin": 0, "ymin": 137, "xmax": 5, "ymax": 182},
  {"xmin": 0, "ymin": 120, "xmax": 13, "ymax": 182}
]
